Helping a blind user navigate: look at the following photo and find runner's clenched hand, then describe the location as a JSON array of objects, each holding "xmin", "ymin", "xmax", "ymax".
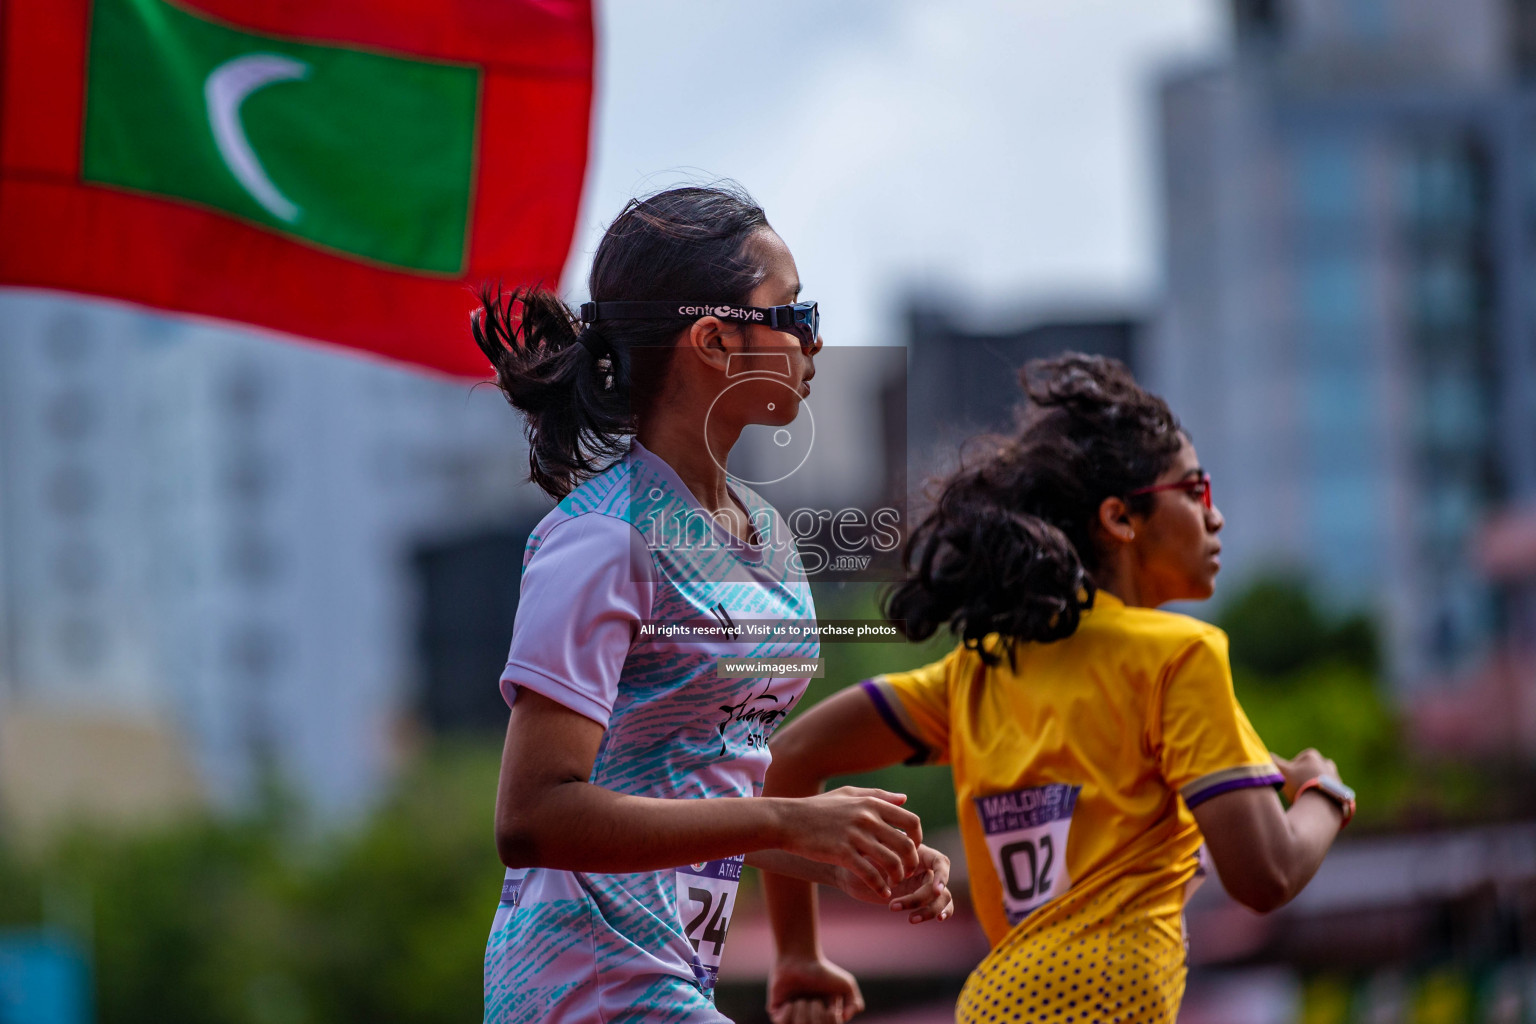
[
  {"xmin": 776, "ymin": 786, "xmax": 922, "ymax": 897},
  {"xmin": 833, "ymin": 843, "xmax": 953, "ymax": 923},
  {"xmin": 769, "ymin": 955, "xmax": 865, "ymax": 1024}
]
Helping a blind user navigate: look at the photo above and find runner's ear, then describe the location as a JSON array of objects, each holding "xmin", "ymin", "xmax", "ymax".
[
  {"xmin": 681, "ymin": 315, "xmax": 732, "ymax": 372},
  {"xmin": 1096, "ymin": 496, "xmax": 1135, "ymax": 544}
]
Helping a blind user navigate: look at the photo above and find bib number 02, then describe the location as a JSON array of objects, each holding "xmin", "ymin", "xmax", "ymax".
[
  {"xmin": 674, "ymin": 856, "xmax": 744, "ymax": 990},
  {"xmin": 974, "ymin": 783, "xmax": 1080, "ymax": 925}
]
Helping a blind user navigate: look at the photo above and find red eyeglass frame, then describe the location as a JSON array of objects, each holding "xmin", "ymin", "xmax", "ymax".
[{"xmin": 1128, "ymin": 471, "xmax": 1213, "ymax": 510}]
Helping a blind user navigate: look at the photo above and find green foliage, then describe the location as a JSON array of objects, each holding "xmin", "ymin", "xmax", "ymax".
[
  {"xmin": 800, "ymin": 582, "xmax": 954, "ymax": 707},
  {"xmin": 1219, "ymin": 573, "xmax": 1380, "ymax": 678},
  {"xmin": 1231, "ymin": 662, "xmax": 1407, "ymax": 826},
  {"xmin": 1217, "ymin": 573, "xmax": 1408, "ymax": 825},
  {"xmin": 0, "ymin": 741, "xmax": 504, "ymax": 1024},
  {"xmin": 827, "ymin": 763, "xmax": 960, "ymax": 834},
  {"xmin": 285, "ymin": 744, "xmax": 504, "ymax": 1024}
]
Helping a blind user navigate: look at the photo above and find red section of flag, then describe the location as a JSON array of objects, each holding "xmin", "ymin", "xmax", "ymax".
[{"xmin": 0, "ymin": 0, "xmax": 593, "ymax": 378}]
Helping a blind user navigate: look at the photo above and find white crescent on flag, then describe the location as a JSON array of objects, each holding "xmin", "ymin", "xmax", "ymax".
[{"xmin": 204, "ymin": 53, "xmax": 309, "ymax": 223}]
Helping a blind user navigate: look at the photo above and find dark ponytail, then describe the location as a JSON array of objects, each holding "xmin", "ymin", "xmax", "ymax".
[
  {"xmin": 473, "ymin": 184, "xmax": 770, "ymax": 499},
  {"xmin": 885, "ymin": 354, "xmax": 1185, "ymax": 664}
]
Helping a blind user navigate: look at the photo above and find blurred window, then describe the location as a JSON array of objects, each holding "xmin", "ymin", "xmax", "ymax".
[
  {"xmin": 1295, "ymin": 141, "xmax": 1359, "ymax": 228},
  {"xmin": 1300, "ymin": 254, "xmax": 1365, "ymax": 333},
  {"xmin": 1399, "ymin": 141, "xmax": 1483, "ymax": 232},
  {"xmin": 1413, "ymin": 371, "xmax": 1488, "ymax": 452},
  {"xmin": 57, "ymin": 617, "xmax": 109, "ymax": 671},
  {"xmin": 53, "ymin": 543, "xmax": 104, "ymax": 595},
  {"xmin": 46, "ymin": 465, "xmax": 98, "ymax": 517},
  {"xmin": 1515, "ymin": 0, "xmax": 1536, "ymax": 80},
  {"xmin": 44, "ymin": 313, "xmax": 92, "ymax": 364},
  {"xmin": 220, "ymin": 362, "xmax": 270, "ymax": 422},
  {"xmin": 414, "ymin": 526, "xmax": 532, "ymax": 734},
  {"xmin": 222, "ymin": 452, "xmax": 275, "ymax": 505},
  {"xmin": 1232, "ymin": 0, "xmax": 1283, "ymax": 46},
  {"xmin": 1393, "ymin": 133, "xmax": 1498, "ymax": 677},
  {"xmin": 43, "ymin": 390, "xmax": 98, "ymax": 442},
  {"xmin": 227, "ymin": 624, "xmax": 282, "ymax": 681},
  {"xmin": 1345, "ymin": 0, "xmax": 1390, "ymax": 40},
  {"xmin": 1421, "ymin": 573, "xmax": 1495, "ymax": 667},
  {"xmin": 1420, "ymin": 483, "xmax": 1477, "ymax": 543},
  {"xmin": 225, "ymin": 534, "xmax": 282, "ymax": 587},
  {"xmin": 1304, "ymin": 373, "xmax": 1374, "ymax": 450},
  {"xmin": 1412, "ymin": 256, "xmax": 1481, "ymax": 333},
  {"xmin": 1309, "ymin": 473, "xmax": 1381, "ymax": 584}
]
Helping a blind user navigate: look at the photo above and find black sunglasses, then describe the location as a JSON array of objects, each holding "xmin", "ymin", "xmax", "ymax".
[{"xmin": 578, "ymin": 300, "xmax": 821, "ymax": 353}]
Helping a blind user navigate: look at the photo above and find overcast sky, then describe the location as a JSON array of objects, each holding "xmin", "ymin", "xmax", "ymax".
[{"xmin": 567, "ymin": 0, "xmax": 1227, "ymax": 348}]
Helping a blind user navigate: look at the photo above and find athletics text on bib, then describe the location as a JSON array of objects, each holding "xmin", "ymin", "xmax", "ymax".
[{"xmin": 975, "ymin": 783, "xmax": 1080, "ymax": 925}]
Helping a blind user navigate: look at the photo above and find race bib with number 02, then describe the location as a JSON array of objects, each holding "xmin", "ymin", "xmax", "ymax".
[
  {"xmin": 974, "ymin": 783, "xmax": 1080, "ymax": 925},
  {"xmin": 674, "ymin": 855, "xmax": 744, "ymax": 990}
]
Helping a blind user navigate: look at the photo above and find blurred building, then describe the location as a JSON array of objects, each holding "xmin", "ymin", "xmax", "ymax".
[
  {"xmin": 1151, "ymin": 0, "xmax": 1536, "ymax": 692},
  {"xmin": 0, "ymin": 292, "xmax": 545, "ymax": 822},
  {"xmin": 0, "ymin": 293, "xmax": 915, "ymax": 820},
  {"xmin": 1410, "ymin": 504, "xmax": 1536, "ymax": 755},
  {"xmin": 413, "ymin": 525, "xmax": 538, "ymax": 736},
  {"xmin": 904, "ymin": 303, "xmax": 1142, "ymax": 481}
]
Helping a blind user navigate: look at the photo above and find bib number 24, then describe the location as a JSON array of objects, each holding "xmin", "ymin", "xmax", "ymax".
[
  {"xmin": 674, "ymin": 856, "xmax": 744, "ymax": 990},
  {"xmin": 974, "ymin": 783, "xmax": 1080, "ymax": 925}
]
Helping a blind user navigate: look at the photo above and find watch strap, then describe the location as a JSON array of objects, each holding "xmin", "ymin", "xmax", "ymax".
[{"xmin": 1294, "ymin": 776, "xmax": 1355, "ymax": 829}]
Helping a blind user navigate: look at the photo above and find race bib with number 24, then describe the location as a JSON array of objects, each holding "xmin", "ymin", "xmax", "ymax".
[
  {"xmin": 674, "ymin": 856, "xmax": 744, "ymax": 990},
  {"xmin": 974, "ymin": 783, "xmax": 1080, "ymax": 925}
]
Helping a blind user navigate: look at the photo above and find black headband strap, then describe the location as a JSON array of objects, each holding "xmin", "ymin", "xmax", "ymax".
[{"xmin": 580, "ymin": 300, "xmax": 780, "ymax": 328}]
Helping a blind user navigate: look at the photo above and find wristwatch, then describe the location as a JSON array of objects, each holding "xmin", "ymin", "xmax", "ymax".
[{"xmin": 1294, "ymin": 774, "xmax": 1356, "ymax": 828}]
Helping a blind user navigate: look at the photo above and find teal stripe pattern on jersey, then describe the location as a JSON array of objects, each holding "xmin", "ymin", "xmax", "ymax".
[{"xmin": 484, "ymin": 443, "xmax": 818, "ymax": 1023}]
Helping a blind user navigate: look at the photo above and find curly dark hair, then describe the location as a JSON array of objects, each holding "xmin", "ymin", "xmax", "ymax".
[{"xmin": 884, "ymin": 354, "xmax": 1185, "ymax": 664}]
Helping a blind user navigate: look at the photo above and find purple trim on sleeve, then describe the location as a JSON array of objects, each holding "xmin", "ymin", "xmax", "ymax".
[
  {"xmin": 1183, "ymin": 773, "xmax": 1285, "ymax": 809},
  {"xmin": 860, "ymin": 679, "xmax": 931, "ymax": 766}
]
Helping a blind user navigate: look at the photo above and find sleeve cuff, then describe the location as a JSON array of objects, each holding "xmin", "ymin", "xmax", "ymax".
[
  {"xmin": 860, "ymin": 679, "xmax": 935, "ymax": 766},
  {"xmin": 1180, "ymin": 765, "xmax": 1285, "ymax": 809},
  {"xmin": 501, "ymin": 662, "xmax": 612, "ymax": 728}
]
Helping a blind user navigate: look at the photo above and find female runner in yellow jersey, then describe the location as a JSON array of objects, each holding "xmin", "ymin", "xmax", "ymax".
[{"xmin": 761, "ymin": 355, "xmax": 1353, "ymax": 1024}]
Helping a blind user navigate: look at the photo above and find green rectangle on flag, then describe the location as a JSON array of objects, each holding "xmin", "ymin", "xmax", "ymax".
[{"xmin": 83, "ymin": 0, "xmax": 480, "ymax": 274}]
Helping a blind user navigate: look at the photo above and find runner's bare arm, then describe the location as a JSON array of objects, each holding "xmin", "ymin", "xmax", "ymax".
[
  {"xmin": 1190, "ymin": 748, "xmax": 1346, "ymax": 913},
  {"xmin": 744, "ymin": 849, "xmax": 841, "ymax": 884},
  {"xmin": 763, "ymin": 681, "xmax": 950, "ymax": 918},
  {"xmin": 765, "ymin": 682, "xmax": 923, "ymax": 788},
  {"xmin": 756, "ymin": 683, "xmax": 953, "ymax": 1023},
  {"xmin": 495, "ymin": 689, "xmax": 922, "ymax": 894}
]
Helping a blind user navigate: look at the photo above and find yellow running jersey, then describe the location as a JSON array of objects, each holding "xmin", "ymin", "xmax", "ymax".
[{"xmin": 863, "ymin": 591, "xmax": 1281, "ymax": 1023}]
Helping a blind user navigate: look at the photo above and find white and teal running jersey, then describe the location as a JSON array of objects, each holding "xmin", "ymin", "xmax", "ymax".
[{"xmin": 484, "ymin": 441, "xmax": 819, "ymax": 1024}]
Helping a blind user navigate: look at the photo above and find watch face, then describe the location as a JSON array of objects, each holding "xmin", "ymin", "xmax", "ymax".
[{"xmin": 1318, "ymin": 775, "xmax": 1356, "ymax": 803}]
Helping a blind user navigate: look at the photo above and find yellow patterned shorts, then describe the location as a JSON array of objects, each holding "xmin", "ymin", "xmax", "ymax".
[{"xmin": 957, "ymin": 893, "xmax": 1186, "ymax": 1024}]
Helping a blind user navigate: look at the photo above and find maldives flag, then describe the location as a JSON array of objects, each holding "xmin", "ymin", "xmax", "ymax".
[{"xmin": 0, "ymin": 0, "xmax": 593, "ymax": 376}]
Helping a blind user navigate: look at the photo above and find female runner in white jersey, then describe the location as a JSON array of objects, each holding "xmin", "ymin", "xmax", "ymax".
[{"xmin": 472, "ymin": 186, "xmax": 952, "ymax": 1024}]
